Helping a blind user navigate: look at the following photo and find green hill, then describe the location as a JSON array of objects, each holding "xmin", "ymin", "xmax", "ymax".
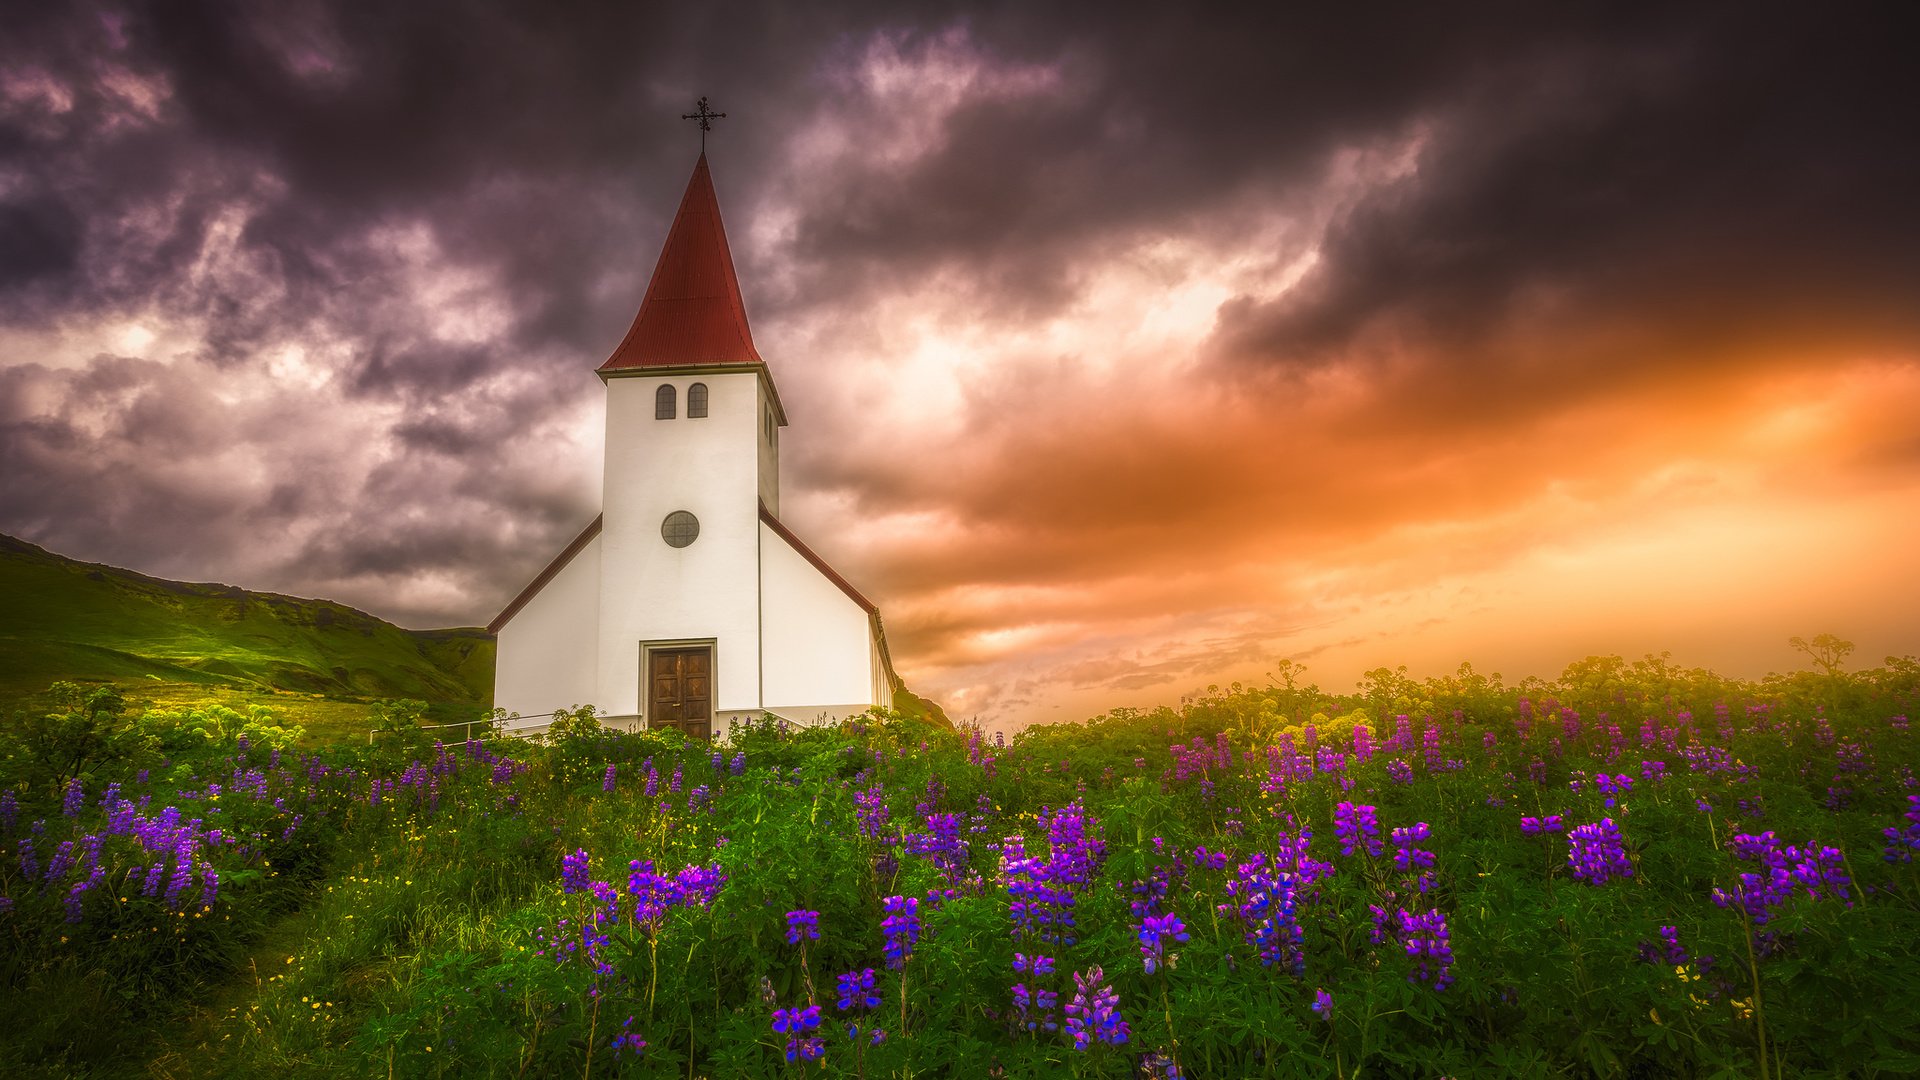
[{"xmin": 0, "ymin": 534, "xmax": 492, "ymax": 714}]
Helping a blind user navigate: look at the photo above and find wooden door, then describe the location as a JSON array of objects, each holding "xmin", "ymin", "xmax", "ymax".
[{"xmin": 648, "ymin": 647, "xmax": 712, "ymax": 740}]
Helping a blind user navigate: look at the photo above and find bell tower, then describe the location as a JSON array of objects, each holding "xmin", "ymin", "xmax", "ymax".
[
  {"xmin": 591, "ymin": 151, "xmax": 788, "ymax": 731},
  {"xmin": 489, "ymin": 110, "xmax": 897, "ymax": 736}
]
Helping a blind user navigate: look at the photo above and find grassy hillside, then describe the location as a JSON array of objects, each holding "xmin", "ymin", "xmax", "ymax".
[{"xmin": 0, "ymin": 533, "xmax": 492, "ymax": 723}]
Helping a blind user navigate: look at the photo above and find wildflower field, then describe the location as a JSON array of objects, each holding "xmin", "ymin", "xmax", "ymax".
[{"xmin": 3, "ymin": 651, "xmax": 1919, "ymax": 1078}]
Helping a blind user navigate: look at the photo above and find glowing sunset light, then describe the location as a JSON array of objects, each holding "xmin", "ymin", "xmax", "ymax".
[{"xmin": 3, "ymin": 4, "xmax": 1916, "ymax": 730}]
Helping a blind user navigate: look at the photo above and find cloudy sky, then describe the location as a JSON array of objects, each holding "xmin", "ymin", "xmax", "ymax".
[{"xmin": 4, "ymin": 2, "xmax": 1916, "ymax": 727}]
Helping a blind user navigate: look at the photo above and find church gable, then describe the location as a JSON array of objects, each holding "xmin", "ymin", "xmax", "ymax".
[
  {"xmin": 492, "ymin": 134, "xmax": 897, "ymax": 734},
  {"xmin": 759, "ymin": 508, "xmax": 893, "ymax": 719}
]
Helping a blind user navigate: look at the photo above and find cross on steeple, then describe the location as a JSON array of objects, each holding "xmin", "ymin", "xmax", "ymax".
[{"xmin": 681, "ymin": 96, "xmax": 726, "ymax": 150}]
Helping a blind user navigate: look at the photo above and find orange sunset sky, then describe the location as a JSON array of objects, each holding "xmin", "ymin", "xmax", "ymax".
[{"xmin": 3, "ymin": 4, "xmax": 1917, "ymax": 729}]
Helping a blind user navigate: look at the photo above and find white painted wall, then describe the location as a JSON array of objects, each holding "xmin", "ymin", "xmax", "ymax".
[
  {"xmin": 597, "ymin": 370, "xmax": 767, "ymax": 717},
  {"xmin": 493, "ymin": 532, "xmax": 601, "ymax": 726},
  {"xmin": 497, "ymin": 361, "xmax": 888, "ymax": 734},
  {"xmin": 759, "ymin": 520, "xmax": 881, "ymax": 722},
  {"xmin": 757, "ymin": 391, "xmax": 781, "ymax": 517}
]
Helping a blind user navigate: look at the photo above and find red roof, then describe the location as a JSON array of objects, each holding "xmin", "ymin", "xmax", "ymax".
[{"xmin": 599, "ymin": 154, "xmax": 762, "ymax": 371}]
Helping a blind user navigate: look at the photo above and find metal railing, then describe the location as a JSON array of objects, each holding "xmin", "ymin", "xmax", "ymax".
[{"xmin": 366, "ymin": 718, "xmax": 499, "ymax": 746}]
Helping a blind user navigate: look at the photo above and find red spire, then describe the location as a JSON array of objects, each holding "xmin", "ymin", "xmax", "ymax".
[{"xmin": 599, "ymin": 153, "xmax": 762, "ymax": 371}]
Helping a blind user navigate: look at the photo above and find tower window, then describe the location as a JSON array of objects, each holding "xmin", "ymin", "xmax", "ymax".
[
  {"xmin": 687, "ymin": 382, "xmax": 709, "ymax": 418},
  {"xmin": 661, "ymin": 510, "xmax": 700, "ymax": 548},
  {"xmin": 655, "ymin": 384, "xmax": 676, "ymax": 420}
]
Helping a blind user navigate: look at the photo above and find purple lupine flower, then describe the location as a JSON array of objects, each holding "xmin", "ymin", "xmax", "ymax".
[
  {"xmin": 1392, "ymin": 822, "xmax": 1436, "ymax": 872},
  {"xmin": 674, "ymin": 861, "xmax": 726, "ymax": 907},
  {"xmin": 1400, "ymin": 908, "xmax": 1455, "ymax": 990},
  {"xmin": 1520, "ymin": 814, "xmax": 1565, "ymax": 835},
  {"xmin": 65, "ymin": 868, "xmax": 104, "ymax": 923},
  {"xmin": 1312, "ymin": 988, "xmax": 1333, "ymax": 1018},
  {"xmin": 772, "ymin": 1004, "xmax": 822, "ymax": 1033},
  {"xmin": 561, "ymin": 848, "xmax": 591, "ymax": 894},
  {"xmin": 836, "ymin": 968, "xmax": 882, "ymax": 1011},
  {"xmin": 609, "ymin": 1016, "xmax": 647, "ymax": 1058},
  {"xmin": 163, "ymin": 850, "xmax": 195, "ymax": 909},
  {"xmin": 602, "ymin": 764, "xmax": 617, "ymax": 792},
  {"xmin": 786, "ymin": 909, "xmax": 820, "ymax": 944},
  {"xmin": 1011, "ymin": 983, "xmax": 1060, "ymax": 1032},
  {"xmin": 584, "ymin": 879, "xmax": 621, "ymax": 927},
  {"xmin": 627, "ymin": 860, "xmax": 677, "ymax": 926},
  {"xmin": 670, "ymin": 765, "xmax": 683, "ymax": 794},
  {"xmin": 1883, "ymin": 795, "xmax": 1920, "ymax": 863},
  {"xmin": 1064, "ymin": 965, "xmax": 1129, "ymax": 1050},
  {"xmin": 62, "ymin": 779, "xmax": 84, "ymax": 818},
  {"xmin": 1012, "ymin": 952, "xmax": 1056, "ymax": 977},
  {"xmin": 1567, "ymin": 819, "xmax": 1633, "ymax": 885},
  {"xmin": 643, "ymin": 761, "xmax": 659, "ymax": 798},
  {"xmin": 880, "ymin": 894, "xmax": 921, "ymax": 968},
  {"xmin": 854, "ymin": 785, "xmax": 890, "ymax": 838},
  {"xmin": 142, "ymin": 860, "xmax": 165, "ymax": 898},
  {"xmin": 199, "ymin": 865, "xmax": 220, "ymax": 909},
  {"xmin": 1639, "ymin": 925, "xmax": 1688, "ymax": 966},
  {"xmin": 1789, "ymin": 843, "xmax": 1851, "ymax": 902},
  {"xmin": 1137, "ymin": 911, "xmax": 1189, "ymax": 974},
  {"xmin": 773, "ymin": 1005, "xmax": 823, "ymax": 1062},
  {"xmin": 1334, "ymin": 802, "xmax": 1383, "ymax": 858},
  {"xmin": 729, "ymin": 752, "xmax": 747, "ymax": 776},
  {"xmin": 0, "ymin": 789, "xmax": 15, "ymax": 833},
  {"xmin": 1594, "ymin": 772, "xmax": 1634, "ymax": 808},
  {"xmin": 905, "ymin": 812, "xmax": 969, "ymax": 882},
  {"xmin": 45, "ymin": 840, "xmax": 75, "ymax": 883},
  {"xmin": 1386, "ymin": 759, "xmax": 1414, "ymax": 785},
  {"xmin": 1223, "ymin": 854, "xmax": 1304, "ymax": 974}
]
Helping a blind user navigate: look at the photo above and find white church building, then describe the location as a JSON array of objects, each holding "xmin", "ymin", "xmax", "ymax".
[{"xmin": 490, "ymin": 152, "xmax": 899, "ymax": 738}]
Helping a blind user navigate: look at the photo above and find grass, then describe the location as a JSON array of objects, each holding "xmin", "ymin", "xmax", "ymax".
[
  {"xmin": 0, "ymin": 533, "xmax": 492, "ymax": 741},
  {"xmin": 5, "ymin": 654, "xmax": 1916, "ymax": 1078}
]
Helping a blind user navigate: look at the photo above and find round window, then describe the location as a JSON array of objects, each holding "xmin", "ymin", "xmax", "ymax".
[{"xmin": 661, "ymin": 511, "xmax": 700, "ymax": 548}]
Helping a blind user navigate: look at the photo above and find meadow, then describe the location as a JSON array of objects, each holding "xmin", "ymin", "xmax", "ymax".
[{"xmin": 3, "ymin": 647, "xmax": 1918, "ymax": 1078}]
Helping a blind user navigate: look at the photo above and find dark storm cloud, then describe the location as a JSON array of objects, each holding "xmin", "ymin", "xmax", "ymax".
[
  {"xmin": 1207, "ymin": 7, "xmax": 1920, "ymax": 388},
  {"xmin": 2, "ymin": 0, "xmax": 1915, "ymax": 667}
]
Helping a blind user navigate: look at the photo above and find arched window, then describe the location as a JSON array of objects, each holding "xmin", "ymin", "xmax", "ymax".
[
  {"xmin": 655, "ymin": 384, "xmax": 676, "ymax": 420},
  {"xmin": 687, "ymin": 382, "xmax": 709, "ymax": 418}
]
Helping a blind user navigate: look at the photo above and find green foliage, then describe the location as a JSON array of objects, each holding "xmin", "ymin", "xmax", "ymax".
[
  {"xmin": 135, "ymin": 701, "xmax": 307, "ymax": 752},
  {"xmin": 0, "ymin": 532, "xmax": 491, "ymax": 720},
  {"xmin": 542, "ymin": 702, "xmax": 604, "ymax": 744},
  {"xmin": 0, "ymin": 680, "xmax": 150, "ymax": 794},
  {"xmin": 3, "ymin": 650, "xmax": 1918, "ymax": 1078}
]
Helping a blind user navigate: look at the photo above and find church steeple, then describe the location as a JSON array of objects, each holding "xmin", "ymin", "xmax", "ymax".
[{"xmin": 599, "ymin": 153, "xmax": 762, "ymax": 371}]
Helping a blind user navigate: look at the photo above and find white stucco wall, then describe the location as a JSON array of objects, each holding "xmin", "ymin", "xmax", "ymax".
[
  {"xmin": 493, "ymin": 532, "xmax": 602, "ymax": 727},
  {"xmin": 757, "ymin": 392, "xmax": 781, "ymax": 517},
  {"xmin": 597, "ymin": 370, "xmax": 770, "ymax": 717},
  {"xmin": 759, "ymin": 520, "xmax": 881, "ymax": 723}
]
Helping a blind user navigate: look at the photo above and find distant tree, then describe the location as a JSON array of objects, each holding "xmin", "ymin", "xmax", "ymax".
[
  {"xmin": 0, "ymin": 681, "xmax": 152, "ymax": 794},
  {"xmin": 1789, "ymin": 634, "xmax": 1855, "ymax": 678},
  {"xmin": 372, "ymin": 698, "xmax": 429, "ymax": 732}
]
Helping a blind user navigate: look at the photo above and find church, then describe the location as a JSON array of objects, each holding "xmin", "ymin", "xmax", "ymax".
[{"xmin": 489, "ymin": 148, "xmax": 900, "ymax": 739}]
